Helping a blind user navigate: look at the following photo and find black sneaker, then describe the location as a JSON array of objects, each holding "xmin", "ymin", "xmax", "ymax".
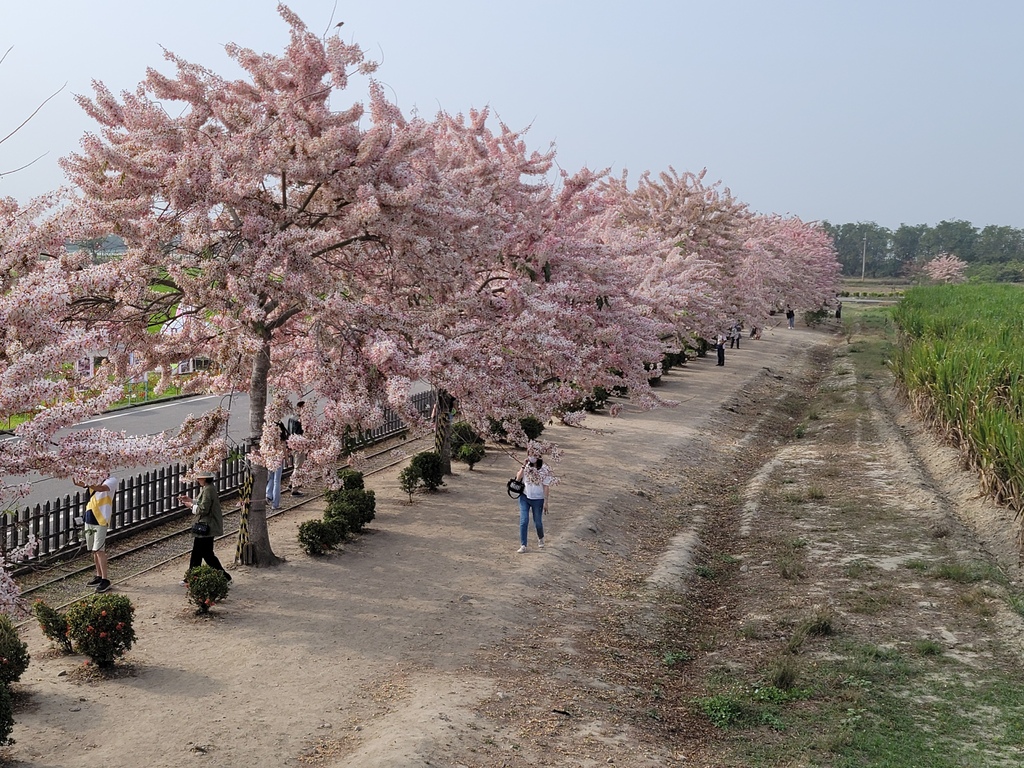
[
  {"xmin": 95, "ymin": 579, "xmax": 112, "ymax": 594},
  {"xmin": 222, "ymin": 571, "xmax": 232, "ymax": 582},
  {"xmin": 87, "ymin": 576, "xmax": 102, "ymax": 586}
]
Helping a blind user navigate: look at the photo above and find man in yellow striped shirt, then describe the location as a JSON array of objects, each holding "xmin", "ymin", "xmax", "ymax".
[{"xmin": 75, "ymin": 473, "xmax": 117, "ymax": 593}]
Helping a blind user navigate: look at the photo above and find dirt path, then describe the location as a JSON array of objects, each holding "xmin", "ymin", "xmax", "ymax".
[{"xmin": 9, "ymin": 322, "xmax": 1024, "ymax": 767}]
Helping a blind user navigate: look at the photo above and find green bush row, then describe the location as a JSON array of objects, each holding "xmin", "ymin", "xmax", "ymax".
[{"xmin": 298, "ymin": 469, "xmax": 376, "ymax": 556}]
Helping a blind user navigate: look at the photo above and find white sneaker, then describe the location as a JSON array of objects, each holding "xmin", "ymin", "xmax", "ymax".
[
  {"xmin": 538, "ymin": 539, "xmax": 545, "ymax": 549},
  {"xmin": 517, "ymin": 545, "xmax": 527, "ymax": 554}
]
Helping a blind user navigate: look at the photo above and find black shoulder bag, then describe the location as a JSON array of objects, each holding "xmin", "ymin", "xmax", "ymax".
[{"xmin": 506, "ymin": 478, "xmax": 525, "ymax": 499}]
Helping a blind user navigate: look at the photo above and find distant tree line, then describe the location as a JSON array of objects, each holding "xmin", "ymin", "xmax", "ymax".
[{"xmin": 822, "ymin": 220, "xmax": 1024, "ymax": 282}]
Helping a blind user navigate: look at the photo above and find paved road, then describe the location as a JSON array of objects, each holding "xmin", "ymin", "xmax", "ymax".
[
  {"xmin": 4, "ymin": 380, "xmax": 434, "ymax": 511},
  {"xmin": 2, "ymin": 392, "xmax": 252, "ymax": 510}
]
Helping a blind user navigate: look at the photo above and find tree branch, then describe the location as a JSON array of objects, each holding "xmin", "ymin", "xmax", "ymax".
[{"xmin": 0, "ymin": 82, "xmax": 66, "ymax": 147}]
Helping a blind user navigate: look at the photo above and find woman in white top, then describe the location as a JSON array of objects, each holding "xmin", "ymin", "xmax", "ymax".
[{"xmin": 515, "ymin": 454, "xmax": 553, "ymax": 553}]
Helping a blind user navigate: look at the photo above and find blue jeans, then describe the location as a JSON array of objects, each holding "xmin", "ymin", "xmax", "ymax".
[
  {"xmin": 518, "ymin": 495, "xmax": 545, "ymax": 546},
  {"xmin": 266, "ymin": 466, "xmax": 283, "ymax": 509}
]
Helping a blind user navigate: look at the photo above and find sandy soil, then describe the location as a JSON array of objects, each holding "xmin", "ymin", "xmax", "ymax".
[{"xmin": 7, "ymin": 321, "xmax": 1022, "ymax": 767}]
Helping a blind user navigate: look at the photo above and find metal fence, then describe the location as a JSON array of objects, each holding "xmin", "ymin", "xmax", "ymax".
[{"xmin": 5, "ymin": 389, "xmax": 436, "ymax": 565}]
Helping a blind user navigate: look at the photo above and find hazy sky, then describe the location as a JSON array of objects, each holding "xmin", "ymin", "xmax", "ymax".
[{"xmin": 1, "ymin": 0, "xmax": 1021, "ymax": 230}]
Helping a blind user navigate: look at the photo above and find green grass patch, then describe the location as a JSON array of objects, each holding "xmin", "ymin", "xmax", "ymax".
[
  {"xmin": 848, "ymin": 583, "xmax": 904, "ymax": 615},
  {"xmin": 843, "ymin": 559, "xmax": 876, "ymax": 578},
  {"xmin": 934, "ymin": 560, "xmax": 1007, "ymax": 586},
  {"xmin": 911, "ymin": 638, "xmax": 944, "ymax": 657},
  {"xmin": 713, "ymin": 633, "xmax": 1024, "ymax": 766},
  {"xmin": 1005, "ymin": 593, "xmax": 1024, "ymax": 618},
  {"xmin": 663, "ymin": 650, "xmax": 692, "ymax": 667},
  {"xmin": 777, "ymin": 554, "xmax": 806, "ymax": 581},
  {"xmin": 695, "ymin": 564, "xmax": 716, "ymax": 579}
]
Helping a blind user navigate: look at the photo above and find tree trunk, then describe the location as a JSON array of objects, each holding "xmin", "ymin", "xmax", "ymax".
[
  {"xmin": 434, "ymin": 388, "xmax": 455, "ymax": 476},
  {"xmin": 243, "ymin": 336, "xmax": 281, "ymax": 566}
]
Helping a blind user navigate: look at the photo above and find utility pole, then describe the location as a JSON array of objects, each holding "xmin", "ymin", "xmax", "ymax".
[{"xmin": 861, "ymin": 233, "xmax": 867, "ymax": 281}]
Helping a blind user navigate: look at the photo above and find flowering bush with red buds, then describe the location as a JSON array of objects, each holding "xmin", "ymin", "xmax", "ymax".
[
  {"xmin": 33, "ymin": 600, "xmax": 73, "ymax": 653},
  {"xmin": 65, "ymin": 594, "xmax": 136, "ymax": 668},
  {"xmin": 184, "ymin": 566, "xmax": 230, "ymax": 615}
]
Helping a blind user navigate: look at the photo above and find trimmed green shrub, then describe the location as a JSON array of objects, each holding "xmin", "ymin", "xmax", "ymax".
[
  {"xmin": 349, "ymin": 488, "xmax": 376, "ymax": 530},
  {"xmin": 65, "ymin": 594, "xmax": 136, "ymax": 668},
  {"xmin": 321, "ymin": 503, "xmax": 351, "ymax": 541},
  {"xmin": 0, "ymin": 615, "xmax": 29, "ymax": 685},
  {"xmin": 336, "ymin": 467, "xmax": 365, "ymax": 490},
  {"xmin": 184, "ymin": 565, "xmax": 230, "ymax": 615},
  {"xmin": 591, "ymin": 386, "xmax": 611, "ymax": 408},
  {"xmin": 450, "ymin": 421, "xmax": 481, "ymax": 452},
  {"xmin": 325, "ymin": 488, "xmax": 376, "ymax": 533},
  {"xmin": 803, "ymin": 308, "xmax": 830, "ymax": 327},
  {"xmin": 486, "ymin": 417, "xmax": 506, "ymax": 440},
  {"xmin": 298, "ymin": 519, "xmax": 342, "ymax": 556},
  {"xmin": 455, "ymin": 442, "xmax": 486, "ymax": 469},
  {"xmin": 410, "ymin": 451, "xmax": 445, "ymax": 491},
  {"xmin": 487, "ymin": 416, "xmax": 546, "ymax": 442},
  {"xmin": 662, "ymin": 350, "xmax": 687, "ymax": 371},
  {"xmin": 450, "ymin": 421, "xmax": 485, "ymax": 468},
  {"xmin": 298, "ymin": 469, "xmax": 375, "ymax": 555},
  {"xmin": 519, "ymin": 416, "xmax": 545, "ymax": 440},
  {"xmin": 33, "ymin": 599, "xmax": 73, "ymax": 653},
  {"xmin": 399, "ymin": 465, "xmax": 420, "ymax": 501}
]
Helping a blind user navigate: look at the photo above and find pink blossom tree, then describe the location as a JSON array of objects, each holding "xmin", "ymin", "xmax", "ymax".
[
  {"xmin": 606, "ymin": 167, "xmax": 841, "ymax": 340},
  {"xmin": 353, "ymin": 112, "xmax": 671, "ymax": 471},
  {"xmin": 3, "ymin": 5, "xmax": 840, "ymax": 575},
  {"xmin": 53, "ymin": 6, "xmax": 670, "ymax": 563},
  {"xmin": 57, "ymin": 7, "xmax": 441, "ymax": 565},
  {"xmin": 606, "ymin": 168, "xmax": 748, "ymax": 340},
  {"xmin": 923, "ymin": 252, "xmax": 968, "ymax": 283},
  {"xmin": 739, "ymin": 214, "xmax": 843, "ymax": 319}
]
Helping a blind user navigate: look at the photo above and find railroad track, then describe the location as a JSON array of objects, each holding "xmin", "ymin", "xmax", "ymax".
[{"xmin": 15, "ymin": 433, "xmax": 430, "ymax": 620}]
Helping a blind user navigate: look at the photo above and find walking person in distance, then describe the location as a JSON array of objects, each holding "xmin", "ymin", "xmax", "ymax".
[
  {"xmin": 731, "ymin": 323, "xmax": 743, "ymax": 349},
  {"xmin": 515, "ymin": 452, "xmax": 553, "ymax": 553}
]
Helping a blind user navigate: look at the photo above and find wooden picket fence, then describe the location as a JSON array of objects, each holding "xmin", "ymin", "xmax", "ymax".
[{"xmin": 5, "ymin": 390, "xmax": 436, "ymax": 565}]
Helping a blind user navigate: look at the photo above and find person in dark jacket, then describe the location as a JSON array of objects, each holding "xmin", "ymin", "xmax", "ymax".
[{"xmin": 178, "ymin": 471, "xmax": 231, "ymax": 582}]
